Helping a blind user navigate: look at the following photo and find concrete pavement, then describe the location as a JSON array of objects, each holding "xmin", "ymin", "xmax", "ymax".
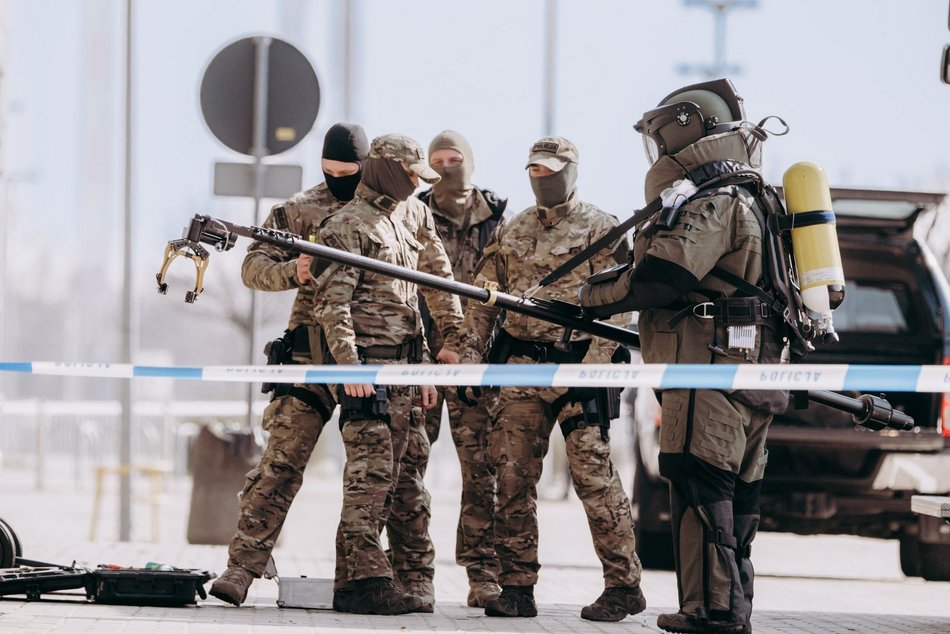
[{"xmin": 0, "ymin": 424, "xmax": 948, "ymax": 633}]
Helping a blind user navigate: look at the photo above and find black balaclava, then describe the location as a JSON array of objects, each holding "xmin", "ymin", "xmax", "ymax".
[
  {"xmin": 322, "ymin": 122, "xmax": 369, "ymax": 201},
  {"xmin": 362, "ymin": 157, "xmax": 416, "ymax": 203},
  {"xmin": 530, "ymin": 162, "xmax": 577, "ymax": 209}
]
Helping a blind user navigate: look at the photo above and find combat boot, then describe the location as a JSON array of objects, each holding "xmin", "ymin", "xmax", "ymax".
[
  {"xmin": 398, "ymin": 579, "xmax": 435, "ymax": 613},
  {"xmin": 209, "ymin": 565, "xmax": 255, "ymax": 606},
  {"xmin": 657, "ymin": 610, "xmax": 744, "ymax": 633},
  {"xmin": 332, "ymin": 577, "xmax": 424, "ymax": 615},
  {"xmin": 467, "ymin": 580, "xmax": 501, "ymax": 608},
  {"xmin": 484, "ymin": 585, "xmax": 537, "ymax": 617},
  {"xmin": 580, "ymin": 585, "xmax": 647, "ymax": 622}
]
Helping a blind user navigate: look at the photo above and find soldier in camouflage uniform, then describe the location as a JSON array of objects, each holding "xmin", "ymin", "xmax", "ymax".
[
  {"xmin": 209, "ymin": 122, "xmax": 368, "ymax": 607},
  {"xmin": 457, "ymin": 137, "xmax": 646, "ymax": 621},
  {"xmin": 377, "ymin": 146, "xmax": 477, "ymax": 612},
  {"xmin": 314, "ymin": 133, "xmax": 464, "ymax": 616},
  {"xmin": 386, "ymin": 130, "xmax": 506, "ymax": 609}
]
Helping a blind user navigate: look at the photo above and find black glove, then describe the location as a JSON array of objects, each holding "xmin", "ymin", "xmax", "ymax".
[
  {"xmin": 456, "ymin": 385, "xmax": 482, "ymax": 407},
  {"xmin": 578, "ymin": 265, "xmax": 633, "ymax": 319}
]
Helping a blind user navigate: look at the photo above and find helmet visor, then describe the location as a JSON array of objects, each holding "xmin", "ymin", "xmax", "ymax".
[{"xmin": 642, "ymin": 135, "xmax": 660, "ymax": 165}]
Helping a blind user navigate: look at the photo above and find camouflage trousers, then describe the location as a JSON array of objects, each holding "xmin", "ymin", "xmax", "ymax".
[
  {"xmin": 227, "ymin": 383, "xmax": 335, "ymax": 575},
  {"xmin": 334, "ymin": 378, "xmax": 430, "ymax": 590},
  {"xmin": 490, "ymin": 356, "xmax": 641, "ymax": 588},
  {"xmin": 385, "ymin": 406, "xmax": 434, "ymax": 597},
  {"xmin": 388, "ymin": 386, "xmax": 499, "ymax": 589}
]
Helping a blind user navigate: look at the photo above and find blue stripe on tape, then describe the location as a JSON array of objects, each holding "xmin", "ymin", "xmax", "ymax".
[
  {"xmin": 661, "ymin": 364, "xmax": 737, "ymax": 389},
  {"xmin": 483, "ymin": 364, "xmax": 558, "ymax": 387},
  {"xmin": 0, "ymin": 362, "xmax": 33, "ymax": 373},
  {"xmin": 1, "ymin": 361, "xmax": 943, "ymax": 392},
  {"xmin": 305, "ymin": 366, "xmax": 380, "ymax": 384},
  {"xmin": 843, "ymin": 365, "xmax": 921, "ymax": 392},
  {"xmin": 133, "ymin": 366, "xmax": 203, "ymax": 379}
]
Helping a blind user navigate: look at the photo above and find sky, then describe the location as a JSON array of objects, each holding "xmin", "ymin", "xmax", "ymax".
[{"xmin": 1, "ymin": 0, "xmax": 949, "ymax": 373}]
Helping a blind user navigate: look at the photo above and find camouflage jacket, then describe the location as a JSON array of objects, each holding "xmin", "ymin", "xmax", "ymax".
[
  {"xmin": 416, "ymin": 187, "xmax": 506, "ymax": 352},
  {"xmin": 458, "ymin": 197, "xmax": 630, "ymax": 365},
  {"xmin": 314, "ymin": 182, "xmax": 463, "ymax": 366},
  {"xmin": 241, "ymin": 182, "xmax": 345, "ymax": 330}
]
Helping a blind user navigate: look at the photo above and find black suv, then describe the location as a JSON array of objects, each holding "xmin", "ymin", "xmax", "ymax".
[{"xmin": 630, "ymin": 187, "xmax": 950, "ymax": 580}]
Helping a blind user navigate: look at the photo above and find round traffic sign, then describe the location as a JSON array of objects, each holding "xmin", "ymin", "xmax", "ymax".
[{"xmin": 200, "ymin": 36, "xmax": 320, "ymax": 157}]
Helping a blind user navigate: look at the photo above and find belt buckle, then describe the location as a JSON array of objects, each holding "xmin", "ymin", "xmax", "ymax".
[{"xmin": 693, "ymin": 302, "xmax": 715, "ymax": 319}]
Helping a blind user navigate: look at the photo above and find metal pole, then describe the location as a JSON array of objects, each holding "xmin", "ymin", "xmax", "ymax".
[
  {"xmin": 34, "ymin": 401, "xmax": 45, "ymax": 491},
  {"xmin": 168, "ymin": 214, "xmax": 916, "ymax": 433},
  {"xmin": 712, "ymin": 5, "xmax": 727, "ymax": 76},
  {"xmin": 542, "ymin": 0, "xmax": 557, "ymax": 135},
  {"xmin": 0, "ymin": 177, "xmax": 7, "ymax": 470},
  {"xmin": 342, "ymin": 0, "xmax": 353, "ymax": 121},
  {"xmin": 245, "ymin": 37, "xmax": 272, "ymax": 428},
  {"xmin": 118, "ymin": 0, "xmax": 136, "ymax": 542},
  {"xmin": 678, "ymin": 0, "xmax": 758, "ymax": 78}
]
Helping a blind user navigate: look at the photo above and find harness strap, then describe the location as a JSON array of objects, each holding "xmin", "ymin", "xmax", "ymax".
[{"xmin": 357, "ymin": 335, "xmax": 424, "ymax": 361}]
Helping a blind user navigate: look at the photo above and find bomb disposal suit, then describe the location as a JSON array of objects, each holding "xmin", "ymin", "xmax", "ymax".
[{"xmin": 580, "ymin": 79, "xmax": 790, "ymax": 634}]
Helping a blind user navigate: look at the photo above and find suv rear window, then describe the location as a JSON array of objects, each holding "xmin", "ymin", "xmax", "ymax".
[{"xmin": 832, "ymin": 280, "xmax": 911, "ymax": 334}]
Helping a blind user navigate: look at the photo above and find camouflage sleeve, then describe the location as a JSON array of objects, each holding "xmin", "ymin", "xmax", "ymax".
[
  {"xmin": 582, "ymin": 216, "xmax": 632, "ymax": 365},
  {"xmin": 241, "ymin": 203, "xmax": 300, "ymax": 291},
  {"xmin": 456, "ymin": 231, "xmax": 504, "ymax": 363},
  {"xmin": 313, "ymin": 222, "xmax": 362, "ymax": 366},
  {"xmin": 415, "ymin": 205, "xmax": 464, "ymax": 345}
]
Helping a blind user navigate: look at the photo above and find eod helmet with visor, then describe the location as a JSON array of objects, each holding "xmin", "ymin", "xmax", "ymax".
[{"xmin": 635, "ymin": 78, "xmax": 746, "ymax": 164}]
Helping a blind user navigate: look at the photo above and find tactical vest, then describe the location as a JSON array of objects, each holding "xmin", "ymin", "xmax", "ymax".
[{"xmin": 650, "ymin": 159, "xmax": 815, "ymax": 364}]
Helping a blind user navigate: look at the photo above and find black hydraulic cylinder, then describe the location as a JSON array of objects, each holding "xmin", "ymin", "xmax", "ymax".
[{"xmin": 173, "ymin": 214, "xmax": 915, "ymax": 432}]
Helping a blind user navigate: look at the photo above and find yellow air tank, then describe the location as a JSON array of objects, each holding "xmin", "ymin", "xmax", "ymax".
[{"xmin": 782, "ymin": 162, "xmax": 845, "ymax": 343}]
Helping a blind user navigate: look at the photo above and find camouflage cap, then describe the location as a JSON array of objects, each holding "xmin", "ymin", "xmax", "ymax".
[
  {"xmin": 525, "ymin": 135, "xmax": 579, "ymax": 172},
  {"xmin": 369, "ymin": 133, "xmax": 441, "ymax": 184}
]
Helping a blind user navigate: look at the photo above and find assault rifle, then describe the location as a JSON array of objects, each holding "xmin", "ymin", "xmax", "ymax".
[{"xmin": 157, "ymin": 214, "xmax": 914, "ymax": 432}]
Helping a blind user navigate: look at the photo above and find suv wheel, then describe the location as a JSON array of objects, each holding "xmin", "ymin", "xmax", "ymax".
[
  {"xmin": 900, "ymin": 535, "xmax": 950, "ymax": 581},
  {"xmin": 920, "ymin": 542, "xmax": 950, "ymax": 581},
  {"xmin": 899, "ymin": 536, "xmax": 921, "ymax": 578}
]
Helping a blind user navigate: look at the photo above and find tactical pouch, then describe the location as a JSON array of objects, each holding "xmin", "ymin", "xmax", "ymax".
[
  {"xmin": 261, "ymin": 328, "xmax": 297, "ymax": 394},
  {"xmin": 260, "ymin": 327, "xmax": 333, "ymax": 419},
  {"xmin": 730, "ymin": 322, "xmax": 790, "ymax": 415},
  {"xmin": 338, "ymin": 385, "xmax": 391, "ymax": 428},
  {"xmin": 558, "ymin": 386, "xmax": 621, "ymax": 442},
  {"xmin": 407, "ymin": 336, "xmax": 425, "ymax": 364}
]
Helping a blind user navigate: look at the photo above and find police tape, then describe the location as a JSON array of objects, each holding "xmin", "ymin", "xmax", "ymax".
[{"xmin": 1, "ymin": 361, "xmax": 949, "ymax": 392}]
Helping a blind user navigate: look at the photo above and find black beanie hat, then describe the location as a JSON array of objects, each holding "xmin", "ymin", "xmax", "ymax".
[{"xmin": 322, "ymin": 122, "xmax": 369, "ymax": 163}]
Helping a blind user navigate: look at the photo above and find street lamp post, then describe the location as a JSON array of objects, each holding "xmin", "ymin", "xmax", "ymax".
[{"xmin": 678, "ymin": 0, "xmax": 759, "ymax": 78}]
